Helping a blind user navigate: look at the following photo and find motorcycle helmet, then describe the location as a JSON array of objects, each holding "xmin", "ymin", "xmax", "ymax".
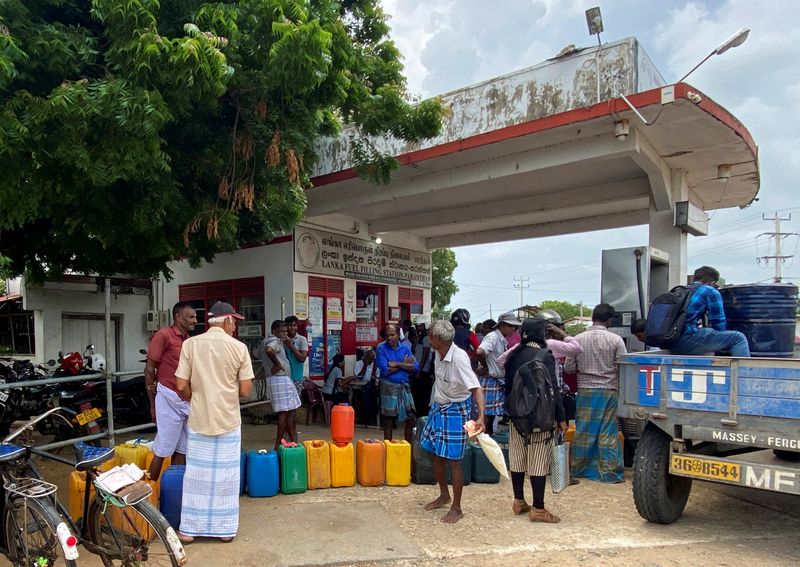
[
  {"xmin": 534, "ymin": 309, "xmax": 563, "ymax": 326},
  {"xmin": 89, "ymin": 353, "xmax": 106, "ymax": 371},
  {"xmin": 450, "ymin": 308, "xmax": 471, "ymax": 327}
]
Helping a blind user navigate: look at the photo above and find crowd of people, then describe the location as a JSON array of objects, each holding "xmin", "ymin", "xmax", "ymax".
[{"xmin": 141, "ymin": 264, "xmax": 748, "ymax": 538}]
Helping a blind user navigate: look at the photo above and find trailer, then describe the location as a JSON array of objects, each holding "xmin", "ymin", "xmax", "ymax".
[{"xmin": 618, "ymin": 352, "xmax": 800, "ymax": 524}]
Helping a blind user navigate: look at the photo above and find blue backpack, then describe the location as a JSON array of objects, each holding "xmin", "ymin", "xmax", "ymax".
[{"xmin": 644, "ymin": 284, "xmax": 699, "ymax": 348}]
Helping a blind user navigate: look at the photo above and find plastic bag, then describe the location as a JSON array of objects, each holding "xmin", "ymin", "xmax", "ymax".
[
  {"xmin": 550, "ymin": 430, "xmax": 570, "ymax": 493},
  {"xmin": 476, "ymin": 433, "xmax": 509, "ymax": 479}
]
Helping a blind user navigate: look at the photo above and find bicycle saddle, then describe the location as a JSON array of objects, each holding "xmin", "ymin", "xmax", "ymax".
[
  {"xmin": 0, "ymin": 443, "xmax": 24, "ymax": 463},
  {"xmin": 73, "ymin": 442, "xmax": 116, "ymax": 472}
]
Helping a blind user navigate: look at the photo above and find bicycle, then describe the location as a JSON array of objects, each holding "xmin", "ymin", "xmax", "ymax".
[
  {"xmin": 0, "ymin": 408, "xmax": 80, "ymax": 566},
  {"xmin": 5, "ymin": 407, "xmax": 187, "ymax": 566}
]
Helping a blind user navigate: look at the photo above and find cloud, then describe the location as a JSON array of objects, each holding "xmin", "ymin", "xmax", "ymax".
[{"xmin": 383, "ymin": 0, "xmax": 800, "ymax": 307}]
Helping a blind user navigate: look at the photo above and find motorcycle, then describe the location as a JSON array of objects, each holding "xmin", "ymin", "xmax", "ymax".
[
  {"xmin": 0, "ymin": 358, "xmax": 55, "ymax": 436},
  {"xmin": 54, "ymin": 345, "xmax": 151, "ymax": 433}
]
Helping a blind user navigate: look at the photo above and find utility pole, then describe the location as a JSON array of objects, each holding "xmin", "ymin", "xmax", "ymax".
[
  {"xmin": 758, "ymin": 213, "xmax": 798, "ymax": 283},
  {"xmin": 489, "ymin": 303, "xmax": 493, "ymax": 319},
  {"xmin": 513, "ymin": 276, "xmax": 530, "ymax": 307}
]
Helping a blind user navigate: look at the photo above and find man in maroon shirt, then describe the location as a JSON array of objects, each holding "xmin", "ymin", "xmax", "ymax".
[{"xmin": 146, "ymin": 302, "xmax": 197, "ymax": 480}]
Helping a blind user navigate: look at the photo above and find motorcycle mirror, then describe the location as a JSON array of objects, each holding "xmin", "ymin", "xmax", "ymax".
[
  {"xmin": 86, "ymin": 344, "xmax": 95, "ymax": 351},
  {"xmin": 139, "ymin": 348, "xmax": 147, "ymax": 355},
  {"xmin": 58, "ymin": 351, "xmax": 64, "ymax": 358}
]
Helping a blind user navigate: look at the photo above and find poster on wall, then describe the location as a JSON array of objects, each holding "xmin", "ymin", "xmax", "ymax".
[
  {"xmin": 326, "ymin": 331, "xmax": 341, "ymax": 360},
  {"xmin": 309, "ymin": 337, "xmax": 325, "ymax": 375},
  {"xmin": 327, "ymin": 298, "xmax": 343, "ymax": 330},
  {"xmin": 308, "ymin": 296, "xmax": 325, "ymax": 375},
  {"xmin": 294, "ymin": 292, "xmax": 308, "ymax": 319},
  {"xmin": 355, "ymin": 322, "xmax": 378, "ymax": 343},
  {"xmin": 294, "ymin": 227, "xmax": 432, "ymax": 288}
]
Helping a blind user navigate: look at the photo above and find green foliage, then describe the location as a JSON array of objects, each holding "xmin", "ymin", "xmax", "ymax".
[
  {"xmin": 539, "ymin": 299, "xmax": 586, "ymax": 322},
  {"xmin": 564, "ymin": 323, "xmax": 587, "ymax": 337},
  {"xmin": 431, "ymin": 248, "xmax": 458, "ymax": 319},
  {"xmin": 0, "ymin": 0, "xmax": 443, "ymax": 281}
]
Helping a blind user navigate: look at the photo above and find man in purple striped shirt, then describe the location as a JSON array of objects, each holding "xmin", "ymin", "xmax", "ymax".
[{"xmin": 564, "ymin": 304, "xmax": 626, "ymax": 483}]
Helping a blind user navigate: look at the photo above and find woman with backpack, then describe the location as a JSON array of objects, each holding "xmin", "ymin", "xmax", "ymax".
[{"xmin": 503, "ymin": 318, "xmax": 568, "ymax": 523}]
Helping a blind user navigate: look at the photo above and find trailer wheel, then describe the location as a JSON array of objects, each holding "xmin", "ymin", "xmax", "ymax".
[{"xmin": 632, "ymin": 423, "xmax": 692, "ymax": 524}]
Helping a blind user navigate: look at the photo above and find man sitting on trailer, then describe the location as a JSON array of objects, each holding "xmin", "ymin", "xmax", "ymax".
[{"xmin": 670, "ymin": 266, "xmax": 751, "ymax": 357}]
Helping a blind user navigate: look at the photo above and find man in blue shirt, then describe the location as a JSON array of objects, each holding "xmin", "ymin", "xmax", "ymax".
[
  {"xmin": 671, "ymin": 266, "xmax": 750, "ymax": 357},
  {"xmin": 376, "ymin": 323, "xmax": 419, "ymax": 442}
]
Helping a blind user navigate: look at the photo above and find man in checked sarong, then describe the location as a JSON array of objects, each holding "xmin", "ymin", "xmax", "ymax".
[
  {"xmin": 175, "ymin": 302, "xmax": 254, "ymax": 543},
  {"xmin": 564, "ymin": 304, "xmax": 626, "ymax": 483},
  {"xmin": 420, "ymin": 320, "xmax": 485, "ymax": 523}
]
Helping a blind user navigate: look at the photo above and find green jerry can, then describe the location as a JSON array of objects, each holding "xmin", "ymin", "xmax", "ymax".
[
  {"xmin": 469, "ymin": 440, "xmax": 500, "ymax": 483},
  {"xmin": 412, "ymin": 416, "xmax": 435, "ymax": 485},
  {"xmin": 278, "ymin": 444, "xmax": 307, "ymax": 494}
]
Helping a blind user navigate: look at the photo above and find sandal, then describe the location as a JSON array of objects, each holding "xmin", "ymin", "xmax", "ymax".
[
  {"xmin": 177, "ymin": 533, "xmax": 195, "ymax": 544},
  {"xmin": 220, "ymin": 536, "xmax": 234, "ymax": 543},
  {"xmin": 529, "ymin": 508, "xmax": 561, "ymax": 523},
  {"xmin": 512, "ymin": 499, "xmax": 531, "ymax": 515}
]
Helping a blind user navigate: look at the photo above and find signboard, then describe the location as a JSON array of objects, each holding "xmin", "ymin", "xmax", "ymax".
[
  {"xmin": 294, "ymin": 292, "xmax": 308, "ymax": 319},
  {"xmin": 294, "ymin": 227, "xmax": 432, "ymax": 288}
]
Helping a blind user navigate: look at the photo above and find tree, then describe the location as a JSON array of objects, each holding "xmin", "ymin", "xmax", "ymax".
[
  {"xmin": 431, "ymin": 248, "xmax": 457, "ymax": 319},
  {"xmin": 539, "ymin": 299, "xmax": 585, "ymax": 322},
  {"xmin": 0, "ymin": 0, "xmax": 443, "ymax": 281}
]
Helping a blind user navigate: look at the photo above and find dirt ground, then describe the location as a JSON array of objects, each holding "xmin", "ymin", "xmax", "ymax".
[{"xmin": 9, "ymin": 417, "xmax": 800, "ymax": 567}]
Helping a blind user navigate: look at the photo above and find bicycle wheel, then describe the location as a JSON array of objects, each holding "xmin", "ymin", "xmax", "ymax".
[
  {"xmin": 4, "ymin": 495, "xmax": 78, "ymax": 567},
  {"xmin": 87, "ymin": 498, "xmax": 184, "ymax": 566}
]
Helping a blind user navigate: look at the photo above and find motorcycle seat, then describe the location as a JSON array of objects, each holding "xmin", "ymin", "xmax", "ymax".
[
  {"xmin": 73, "ymin": 442, "xmax": 116, "ymax": 472},
  {"xmin": 0, "ymin": 443, "xmax": 25, "ymax": 463}
]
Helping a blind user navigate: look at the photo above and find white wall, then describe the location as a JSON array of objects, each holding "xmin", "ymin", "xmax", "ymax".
[
  {"xmin": 163, "ymin": 241, "xmax": 294, "ymax": 324},
  {"xmin": 22, "ymin": 282, "xmax": 151, "ymax": 372}
]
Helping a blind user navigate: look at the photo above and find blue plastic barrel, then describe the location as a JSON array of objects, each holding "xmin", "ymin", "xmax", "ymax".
[
  {"xmin": 246, "ymin": 450, "xmax": 280, "ymax": 497},
  {"xmin": 159, "ymin": 465, "xmax": 185, "ymax": 530},
  {"xmin": 720, "ymin": 283, "xmax": 798, "ymax": 357}
]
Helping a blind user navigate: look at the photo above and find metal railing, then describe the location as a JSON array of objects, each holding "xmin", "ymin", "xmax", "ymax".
[
  {"xmin": 0, "ymin": 369, "xmax": 155, "ymax": 450},
  {"xmin": 0, "ymin": 358, "xmax": 279, "ymax": 451}
]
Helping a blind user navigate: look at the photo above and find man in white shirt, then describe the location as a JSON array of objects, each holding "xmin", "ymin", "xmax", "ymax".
[
  {"xmin": 476, "ymin": 312, "xmax": 521, "ymax": 435},
  {"xmin": 419, "ymin": 320, "xmax": 485, "ymax": 524}
]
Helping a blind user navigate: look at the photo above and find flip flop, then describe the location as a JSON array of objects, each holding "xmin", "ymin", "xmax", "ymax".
[
  {"xmin": 177, "ymin": 533, "xmax": 195, "ymax": 544},
  {"xmin": 220, "ymin": 536, "xmax": 234, "ymax": 543}
]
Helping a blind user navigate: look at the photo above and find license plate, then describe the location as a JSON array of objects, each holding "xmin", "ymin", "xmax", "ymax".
[
  {"xmin": 0, "ymin": 391, "xmax": 8, "ymax": 403},
  {"xmin": 76, "ymin": 407, "xmax": 102, "ymax": 426},
  {"xmin": 670, "ymin": 454, "xmax": 741, "ymax": 482}
]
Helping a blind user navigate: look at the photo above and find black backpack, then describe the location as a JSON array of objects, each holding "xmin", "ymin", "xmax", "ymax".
[
  {"xmin": 645, "ymin": 284, "xmax": 699, "ymax": 348},
  {"xmin": 507, "ymin": 349, "xmax": 556, "ymax": 442}
]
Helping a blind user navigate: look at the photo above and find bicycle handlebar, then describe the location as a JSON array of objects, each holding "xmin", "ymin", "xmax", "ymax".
[{"xmin": 2, "ymin": 407, "xmax": 77, "ymax": 445}]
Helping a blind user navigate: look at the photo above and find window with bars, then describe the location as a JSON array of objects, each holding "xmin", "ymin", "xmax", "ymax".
[
  {"xmin": 0, "ymin": 298, "xmax": 35, "ymax": 355},
  {"xmin": 178, "ymin": 277, "xmax": 265, "ymax": 354},
  {"xmin": 398, "ymin": 287, "xmax": 424, "ymax": 322}
]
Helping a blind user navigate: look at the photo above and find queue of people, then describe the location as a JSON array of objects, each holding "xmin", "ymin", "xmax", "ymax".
[{"xmin": 142, "ymin": 264, "xmax": 751, "ymax": 537}]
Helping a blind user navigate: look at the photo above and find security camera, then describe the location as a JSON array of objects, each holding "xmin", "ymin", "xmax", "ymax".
[{"xmin": 614, "ymin": 119, "xmax": 630, "ymax": 141}]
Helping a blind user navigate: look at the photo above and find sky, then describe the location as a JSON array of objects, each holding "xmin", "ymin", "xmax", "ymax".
[{"xmin": 381, "ymin": 0, "xmax": 800, "ymax": 321}]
